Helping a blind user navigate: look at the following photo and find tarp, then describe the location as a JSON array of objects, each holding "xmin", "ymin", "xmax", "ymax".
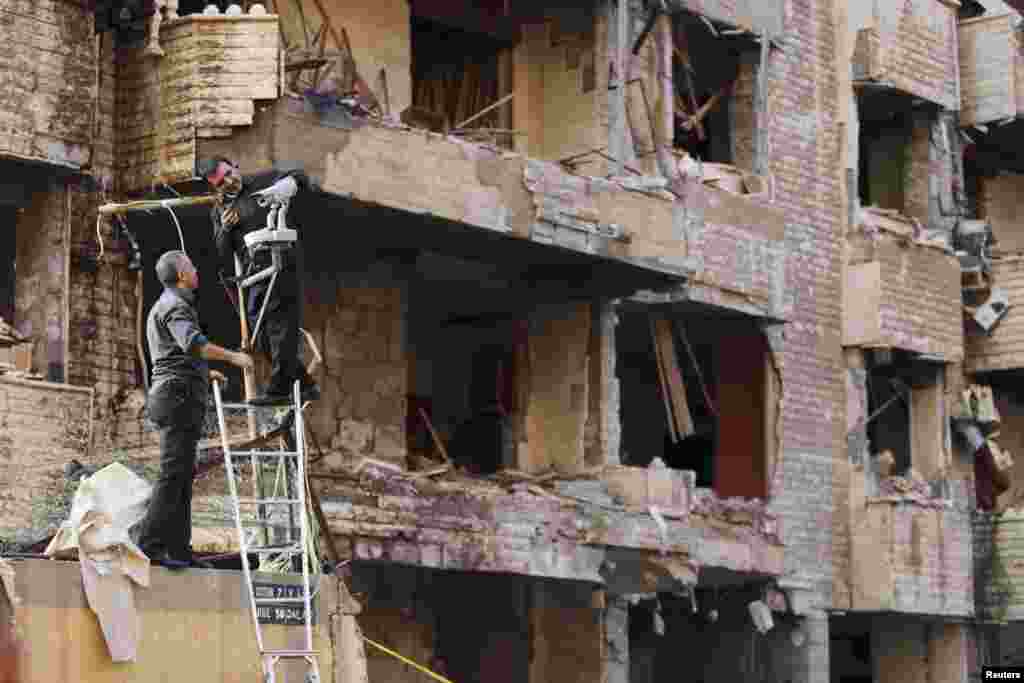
[{"xmin": 44, "ymin": 462, "xmax": 153, "ymax": 662}]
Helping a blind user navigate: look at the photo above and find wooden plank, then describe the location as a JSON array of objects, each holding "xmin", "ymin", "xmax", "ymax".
[
  {"xmin": 653, "ymin": 316, "xmax": 695, "ymax": 439},
  {"xmin": 649, "ymin": 315, "xmax": 679, "ymax": 444}
]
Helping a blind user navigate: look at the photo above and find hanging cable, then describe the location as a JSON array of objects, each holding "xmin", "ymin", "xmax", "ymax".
[{"xmin": 163, "ymin": 202, "xmax": 187, "ymax": 254}]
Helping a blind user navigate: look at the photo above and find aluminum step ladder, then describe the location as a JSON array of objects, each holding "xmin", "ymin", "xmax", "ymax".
[{"xmin": 213, "ymin": 380, "xmax": 320, "ymax": 683}]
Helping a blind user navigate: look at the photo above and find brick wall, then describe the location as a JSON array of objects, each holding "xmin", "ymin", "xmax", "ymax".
[
  {"xmin": 875, "ymin": 239, "xmax": 963, "ymax": 361},
  {"xmin": 0, "ymin": 377, "xmax": 92, "ymax": 545},
  {"xmin": 852, "ymin": 0, "xmax": 960, "ymax": 110},
  {"xmin": 0, "ymin": 0, "xmax": 97, "ymax": 168},
  {"xmin": 851, "ymin": 493, "xmax": 974, "ymax": 617},
  {"xmin": 305, "ymin": 262, "xmax": 407, "ymax": 467},
  {"xmin": 764, "ymin": 0, "xmax": 844, "ymax": 605}
]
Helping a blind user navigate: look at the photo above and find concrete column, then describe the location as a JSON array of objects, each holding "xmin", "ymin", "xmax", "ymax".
[
  {"xmin": 927, "ymin": 623, "xmax": 970, "ymax": 683},
  {"xmin": 586, "ymin": 300, "xmax": 621, "ymax": 467},
  {"xmin": 785, "ymin": 613, "xmax": 830, "ymax": 683},
  {"xmin": 604, "ymin": 595, "xmax": 630, "ymax": 683}
]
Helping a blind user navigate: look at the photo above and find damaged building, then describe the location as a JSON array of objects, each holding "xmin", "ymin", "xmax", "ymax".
[{"xmin": 1, "ymin": 0, "xmax": 1024, "ymax": 681}]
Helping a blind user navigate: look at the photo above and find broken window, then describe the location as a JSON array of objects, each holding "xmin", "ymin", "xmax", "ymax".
[
  {"xmin": 616, "ymin": 311, "xmax": 776, "ymax": 500},
  {"xmin": 670, "ymin": 12, "xmax": 760, "ymax": 169},
  {"xmin": 856, "ymin": 92, "xmax": 946, "ymax": 221},
  {"xmin": 405, "ymin": 251, "xmax": 523, "ymax": 475},
  {"xmin": 864, "ymin": 350, "xmax": 945, "ymax": 482},
  {"xmin": 407, "ymin": 12, "xmax": 514, "ymax": 145},
  {"xmin": 858, "ymin": 97, "xmax": 913, "ymax": 212}
]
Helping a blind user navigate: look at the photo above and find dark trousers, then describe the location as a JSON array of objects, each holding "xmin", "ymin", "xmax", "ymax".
[
  {"xmin": 248, "ymin": 269, "xmax": 311, "ymax": 395},
  {"xmin": 137, "ymin": 378, "xmax": 206, "ymax": 559}
]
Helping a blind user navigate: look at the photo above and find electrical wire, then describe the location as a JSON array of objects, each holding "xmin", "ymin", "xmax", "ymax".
[{"xmin": 164, "ymin": 202, "xmax": 187, "ymax": 253}]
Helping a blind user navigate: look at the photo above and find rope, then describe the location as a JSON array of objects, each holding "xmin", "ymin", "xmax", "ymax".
[{"xmin": 362, "ymin": 636, "xmax": 456, "ymax": 683}]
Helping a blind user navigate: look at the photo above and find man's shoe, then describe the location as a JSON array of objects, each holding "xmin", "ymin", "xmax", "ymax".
[{"xmin": 150, "ymin": 552, "xmax": 190, "ymax": 571}]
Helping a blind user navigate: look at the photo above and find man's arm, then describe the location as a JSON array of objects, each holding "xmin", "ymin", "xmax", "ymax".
[
  {"xmin": 198, "ymin": 341, "xmax": 254, "ymax": 370},
  {"xmin": 166, "ymin": 307, "xmax": 253, "ymax": 370},
  {"xmin": 211, "ymin": 206, "xmax": 237, "ymax": 275}
]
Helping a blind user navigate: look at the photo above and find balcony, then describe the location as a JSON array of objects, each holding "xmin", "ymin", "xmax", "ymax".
[
  {"xmin": 959, "ymin": 12, "xmax": 1024, "ymax": 128},
  {"xmin": 312, "ymin": 461, "xmax": 783, "ymax": 586},
  {"xmin": 843, "ymin": 209, "xmax": 963, "ymax": 361},
  {"xmin": 199, "ymin": 97, "xmax": 788, "ymax": 298},
  {"xmin": 966, "ymin": 256, "xmax": 1024, "ymax": 373},
  {"xmin": 115, "ymin": 10, "xmax": 281, "ymax": 192},
  {"xmin": 852, "ymin": 0, "xmax": 961, "ymax": 109},
  {"xmin": 849, "ymin": 492, "xmax": 974, "ymax": 617}
]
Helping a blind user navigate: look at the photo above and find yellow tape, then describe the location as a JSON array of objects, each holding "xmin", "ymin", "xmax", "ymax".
[{"xmin": 362, "ymin": 636, "xmax": 456, "ymax": 683}]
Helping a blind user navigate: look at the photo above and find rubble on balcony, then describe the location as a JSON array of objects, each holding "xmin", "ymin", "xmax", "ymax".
[{"xmin": 306, "ymin": 457, "xmax": 783, "ymax": 582}]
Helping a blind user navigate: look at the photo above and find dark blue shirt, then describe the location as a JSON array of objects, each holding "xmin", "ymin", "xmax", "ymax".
[{"xmin": 146, "ymin": 287, "xmax": 210, "ymax": 385}]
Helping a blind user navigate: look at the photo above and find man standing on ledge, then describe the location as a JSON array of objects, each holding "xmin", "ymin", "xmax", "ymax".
[
  {"xmin": 198, "ymin": 157, "xmax": 320, "ymax": 406},
  {"xmin": 137, "ymin": 250, "xmax": 254, "ymax": 570}
]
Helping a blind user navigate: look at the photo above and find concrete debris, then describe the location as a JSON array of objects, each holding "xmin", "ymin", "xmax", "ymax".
[{"xmin": 972, "ymin": 287, "xmax": 1010, "ymax": 333}]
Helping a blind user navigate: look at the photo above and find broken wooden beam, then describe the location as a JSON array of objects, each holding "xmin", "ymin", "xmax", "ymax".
[
  {"xmin": 650, "ymin": 315, "xmax": 680, "ymax": 443},
  {"xmin": 98, "ymin": 195, "xmax": 219, "ymax": 216},
  {"xmin": 418, "ymin": 407, "xmax": 450, "ymax": 463},
  {"xmin": 654, "ymin": 317, "xmax": 695, "ymax": 439},
  {"xmin": 454, "ymin": 93, "xmax": 515, "ymax": 131}
]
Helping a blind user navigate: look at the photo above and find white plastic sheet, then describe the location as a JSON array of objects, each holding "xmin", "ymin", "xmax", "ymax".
[{"xmin": 44, "ymin": 462, "xmax": 153, "ymax": 662}]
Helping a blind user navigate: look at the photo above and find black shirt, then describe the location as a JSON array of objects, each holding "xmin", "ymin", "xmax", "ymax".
[
  {"xmin": 211, "ymin": 169, "xmax": 310, "ymax": 278},
  {"xmin": 147, "ymin": 287, "xmax": 210, "ymax": 385}
]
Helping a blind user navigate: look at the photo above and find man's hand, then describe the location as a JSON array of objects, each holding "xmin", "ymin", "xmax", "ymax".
[
  {"xmin": 210, "ymin": 369, "xmax": 227, "ymax": 385},
  {"xmin": 220, "ymin": 206, "xmax": 240, "ymax": 228},
  {"xmin": 232, "ymin": 351, "xmax": 255, "ymax": 371}
]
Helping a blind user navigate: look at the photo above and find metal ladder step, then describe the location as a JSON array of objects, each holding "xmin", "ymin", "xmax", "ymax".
[
  {"xmin": 263, "ymin": 649, "xmax": 318, "ymax": 658},
  {"xmin": 218, "ymin": 402, "xmax": 294, "ymax": 410},
  {"xmin": 236, "ymin": 497, "xmax": 303, "ymax": 505},
  {"xmin": 230, "ymin": 450, "xmax": 301, "ymax": 458}
]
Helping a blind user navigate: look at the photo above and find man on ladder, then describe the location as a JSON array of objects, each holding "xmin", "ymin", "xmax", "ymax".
[{"xmin": 198, "ymin": 157, "xmax": 320, "ymax": 406}]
